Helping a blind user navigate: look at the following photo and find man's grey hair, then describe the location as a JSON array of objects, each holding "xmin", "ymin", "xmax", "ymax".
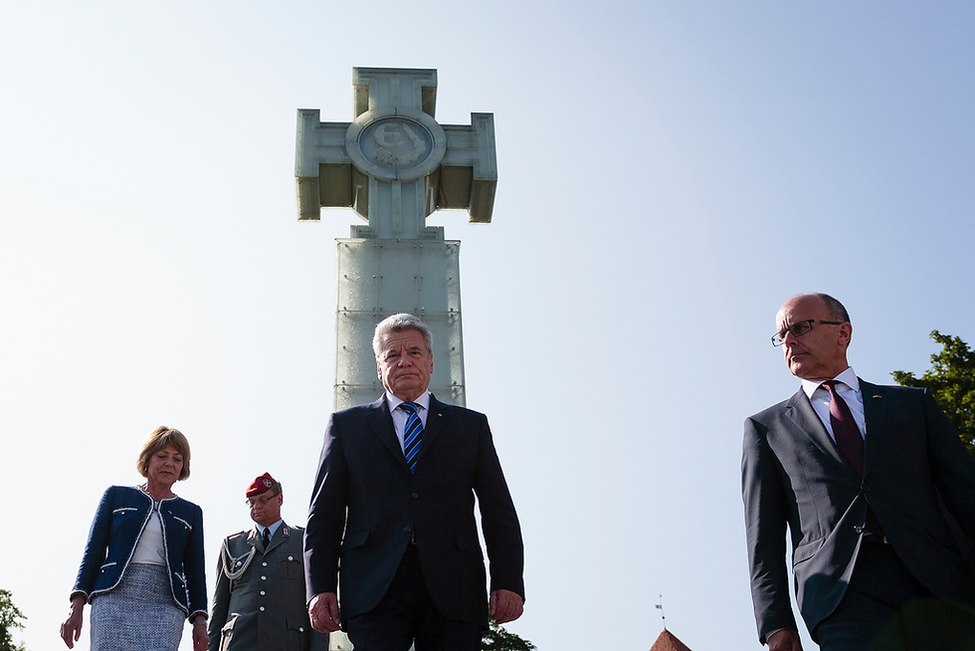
[{"xmin": 372, "ymin": 313, "xmax": 434, "ymax": 358}]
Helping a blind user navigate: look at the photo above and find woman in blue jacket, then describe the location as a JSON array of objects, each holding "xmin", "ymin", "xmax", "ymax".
[{"xmin": 61, "ymin": 426, "xmax": 208, "ymax": 651}]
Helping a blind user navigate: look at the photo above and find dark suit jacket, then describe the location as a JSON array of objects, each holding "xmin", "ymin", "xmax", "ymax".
[
  {"xmin": 742, "ymin": 380, "xmax": 975, "ymax": 643},
  {"xmin": 303, "ymin": 394, "xmax": 524, "ymax": 628}
]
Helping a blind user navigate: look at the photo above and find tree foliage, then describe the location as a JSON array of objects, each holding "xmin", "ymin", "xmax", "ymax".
[
  {"xmin": 0, "ymin": 589, "xmax": 27, "ymax": 651},
  {"xmin": 892, "ymin": 330, "xmax": 975, "ymax": 457},
  {"xmin": 481, "ymin": 621, "xmax": 536, "ymax": 651}
]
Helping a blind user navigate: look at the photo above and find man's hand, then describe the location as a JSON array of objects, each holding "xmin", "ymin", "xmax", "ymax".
[
  {"xmin": 489, "ymin": 589, "xmax": 524, "ymax": 625},
  {"xmin": 768, "ymin": 628, "xmax": 802, "ymax": 651},
  {"xmin": 308, "ymin": 592, "xmax": 341, "ymax": 633}
]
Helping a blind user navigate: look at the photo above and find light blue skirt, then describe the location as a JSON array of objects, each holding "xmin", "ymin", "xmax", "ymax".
[{"xmin": 90, "ymin": 563, "xmax": 184, "ymax": 651}]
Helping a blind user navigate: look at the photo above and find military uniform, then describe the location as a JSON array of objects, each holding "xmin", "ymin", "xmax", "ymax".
[{"xmin": 208, "ymin": 522, "xmax": 327, "ymax": 651}]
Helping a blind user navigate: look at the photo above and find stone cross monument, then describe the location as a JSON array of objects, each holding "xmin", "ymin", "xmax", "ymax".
[{"xmin": 295, "ymin": 65, "xmax": 497, "ymax": 411}]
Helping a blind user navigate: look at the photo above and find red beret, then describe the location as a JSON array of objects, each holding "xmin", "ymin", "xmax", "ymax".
[{"xmin": 246, "ymin": 472, "xmax": 276, "ymax": 497}]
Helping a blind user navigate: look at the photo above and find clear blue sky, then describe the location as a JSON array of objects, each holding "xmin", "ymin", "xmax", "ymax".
[{"xmin": 3, "ymin": 2, "xmax": 974, "ymax": 650}]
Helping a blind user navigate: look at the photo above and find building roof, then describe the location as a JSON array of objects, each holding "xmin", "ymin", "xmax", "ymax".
[{"xmin": 649, "ymin": 628, "xmax": 693, "ymax": 651}]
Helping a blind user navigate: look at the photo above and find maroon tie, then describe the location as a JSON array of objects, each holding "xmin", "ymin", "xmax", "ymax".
[{"xmin": 822, "ymin": 381, "xmax": 863, "ymax": 477}]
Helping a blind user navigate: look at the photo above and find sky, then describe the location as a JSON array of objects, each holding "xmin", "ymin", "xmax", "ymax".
[{"xmin": 2, "ymin": 2, "xmax": 975, "ymax": 650}]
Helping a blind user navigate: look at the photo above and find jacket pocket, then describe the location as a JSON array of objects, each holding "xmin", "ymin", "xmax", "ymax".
[
  {"xmin": 277, "ymin": 552, "xmax": 303, "ymax": 580},
  {"xmin": 172, "ymin": 515, "xmax": 192, "ymax": 531},
  {"xmin": 455, "ymin": 532, "xmax": 483, "ymax": 556},
  {"xmin": 286, "ymin": 614, "xmax": 310, "ymax": 650},
  {"xmin": 286, "ymin": 614, "xmax": 311, "ymax": 634},
  {"xmin": 218, "ymin": 613, "xmax": 238, "ymax": 651},
  {"xmin": 926, "ymin": 524, "xmax": 960, "ymax": 550},
  {"xmin": 792, "ymin": 537, "xmax": 823, "ymax": 566},
  {"xmin": 341, "ymin": 529, "xmax": 369, "ymax": 552}
]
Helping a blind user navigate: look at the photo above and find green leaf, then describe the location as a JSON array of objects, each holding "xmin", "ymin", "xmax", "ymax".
[
  {"xmin": 893, "ymin": 331, "xmax": 975, "ymax": 458},
  {"xmin": 481, "ymin": 621, "xmax": 536, "ymax": 651}
]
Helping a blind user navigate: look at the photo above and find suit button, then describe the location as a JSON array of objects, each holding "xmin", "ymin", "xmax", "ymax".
[
  {"xmin": 404, "ymin": 526, "xmax": 412, "ymax": 533},
  {"xmin": 288, "ymin": 555, "xmax": 294, "ymax": 561},
  {"xmin": 412, "ymin": 493, "xmax": 419, "ymax": 499},
  {"xmin": 299, "ymin": 627, "xmax": 305, "ymax": 633},
  {"xmin": 261, "ymin": 575, "xmax": 267, "ymax": 580},
  {"xmin": 260, "ymin": 591, "xmax": 266, "ymax": 596},
  {"xmin": 259, "ymin": 606, "xmax": 265, "ymax": 612},
  {"xmin": 262, "ymin": 561, "xmax": 268, "ymax": 567},
  {"xmin": 854, "ymin": 524, "xmax": 864, "ymax": 534}
]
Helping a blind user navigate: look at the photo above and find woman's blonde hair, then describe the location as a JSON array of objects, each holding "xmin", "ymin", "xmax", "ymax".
[{"xmin": 136, "ymin": 426, "xmax": 191, "ymax": 480}]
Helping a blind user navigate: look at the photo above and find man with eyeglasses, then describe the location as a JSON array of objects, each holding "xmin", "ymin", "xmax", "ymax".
[
  {"xmin": 742, "ymin": 293, "xmax": 975, "ymax": 651},
  {"xmin": 208, "ymin": 473, "xmax": 327, "ymax": 651}
]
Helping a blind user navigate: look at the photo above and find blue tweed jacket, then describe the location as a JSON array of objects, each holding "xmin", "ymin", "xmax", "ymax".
[{"xmin": 70, "ymin": 485, "xmax": 208, "ymax": 621}]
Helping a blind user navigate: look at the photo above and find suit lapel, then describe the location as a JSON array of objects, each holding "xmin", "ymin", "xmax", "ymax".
[
  {"xmin": 415, "ymin": 394, "xmax": 447, "ymax": 467},
  {"xmin": 859, "ymin": 379, "xmax": 888, "ymax": 478},
  {"xmin": 366, "ymin": 397, "xmax": 408, "ymax": 470},
  {"xmin": 785, "ymin": 388, "xmax": 860, "ymax": 480},
  {"xmin": 366, "ymin": 394, "xmax": 449, "ymax": 472}
]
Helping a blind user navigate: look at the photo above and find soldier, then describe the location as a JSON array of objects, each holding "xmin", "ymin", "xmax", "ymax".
[{"xmin": 208, "ymin": 473, "xmax": 327, "ymax": 651}]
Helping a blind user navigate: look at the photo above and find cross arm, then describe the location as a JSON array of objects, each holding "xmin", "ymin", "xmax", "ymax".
[
  {"xmin": 296, "ymin": 109, "xmax": 354, "ymax": 221},
  {"xmin": 437, "ymin": 113, "xmax": 498, "ymax": 223}
]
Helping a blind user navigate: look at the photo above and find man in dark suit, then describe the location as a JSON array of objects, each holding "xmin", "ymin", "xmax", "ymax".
[
  {"xmin": 742, "ymin": 293, "xmax": 975, "ymax": 651},
  {"xmin": 209, "ymin": 473, "xmax": 327, "ymax": 651},
  {"xmin": 304, "ymin": 313, "xmax": 525, "ymax": 651}
]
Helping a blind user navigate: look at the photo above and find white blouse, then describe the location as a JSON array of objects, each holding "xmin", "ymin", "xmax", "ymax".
[{"xmin": 131, "ymin": 501, "xmax": 166, "ymax": 566}]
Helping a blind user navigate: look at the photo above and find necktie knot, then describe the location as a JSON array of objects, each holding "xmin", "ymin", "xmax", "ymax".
[{"xmin": 400, "ymin": 401, "xmax": 419, "ymax": 415}]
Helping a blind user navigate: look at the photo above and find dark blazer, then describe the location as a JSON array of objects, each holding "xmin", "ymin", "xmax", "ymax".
[
  {"xmin": 303, "ymin": 394, "xmax": 524, "ymax": 628},
  {"xmin": 70, "ymin": 485, "xmax": 208, "ymax": 621},
  {"xmin": 209, "ymin": 522, "xmax": 327, "ymax": 651},
  {"xmin": 742, "ymin": 381, "xmax": 975, "ymax": 643}
]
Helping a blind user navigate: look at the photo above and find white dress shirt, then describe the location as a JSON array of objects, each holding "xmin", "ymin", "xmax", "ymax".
[
  {"xmin": 801, "ymin": 366, "xmax": 867, "ymax": 442},
  {"xmin": 385, "ymin": 390, "xmax": 431, "ymax": 452}
]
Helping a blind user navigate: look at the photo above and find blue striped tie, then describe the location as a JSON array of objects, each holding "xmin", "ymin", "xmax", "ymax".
[{"xmin": 400, "ymin": 402, "xmax": 423, "ymax": 473}]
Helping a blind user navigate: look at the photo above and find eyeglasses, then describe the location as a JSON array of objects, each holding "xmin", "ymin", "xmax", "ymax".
[
  {"xmin": 771, "ymin": 320, "xmax": 842, "ymax": 347},
  {"xmin": 246, "ymin": 493, "xmax": 279, "ymax": 507}
]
